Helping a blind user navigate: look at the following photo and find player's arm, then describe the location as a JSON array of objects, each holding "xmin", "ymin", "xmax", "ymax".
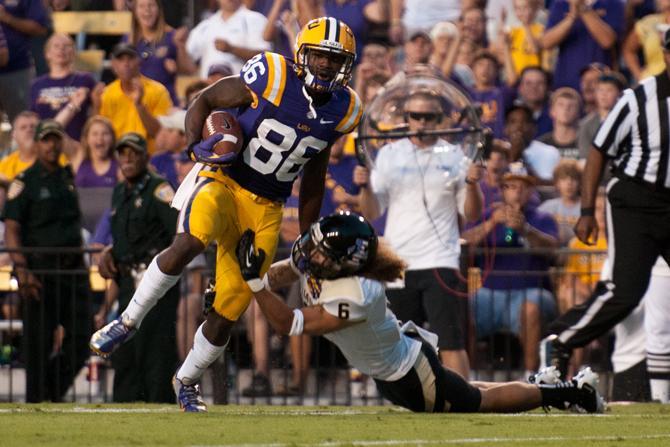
[
  {"xmin": 298, "ymin": 145, "xmax": 331, "ymax": 232},
  {"xmin": 265, "ymin": 259, "xmax": 300, "ymax": 290},
  {"xmin": 573, "ymin": 146, "xmax": 606, "ymax": 245},
  {"xmin": 184, "ymin": 76, "xmax": 253, "ymax": 145},
  {"xmin": 236, "ymin": 230, "xmax": 353, "ymax": 336},
  {"xmin": 254, "ymin": 288, "xmax": 353, "ymax": 336}
]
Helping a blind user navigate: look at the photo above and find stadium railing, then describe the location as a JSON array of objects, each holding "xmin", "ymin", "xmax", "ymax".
[{"xmin": 0, "ymin": 246, "xmax": 610, "ymax": 404}]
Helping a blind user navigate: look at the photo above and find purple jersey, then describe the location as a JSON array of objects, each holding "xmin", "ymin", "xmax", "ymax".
[
  {"xmin": 75, "ymin": 158, "xmax": 119, "ymax": 188},
  {"xmin": 468, "ymin": 205, "xmax": 558, "ymax": 290},
  {"xmin": 0, "ymin": 0, "xmax": 50, "ymax": 73},
  {"xmin": 125, "ymin": 31, "xmax": 179, "ymax": 104},
  {"xmin": 225, "ymin": 52, "xmax": 363, "ymax": 202},
  {"xmin": 30, "ymin": 72, "xmax": 97, "ymax": 140}
]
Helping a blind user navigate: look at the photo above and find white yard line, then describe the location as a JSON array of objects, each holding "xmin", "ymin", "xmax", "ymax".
[
  {"xmin": 190, "ymin": 433, "xmax": 670, "ymax": 447},
  {"xmin": 0, "ymin": 406, "xmax": 667, "ymax": 418}
]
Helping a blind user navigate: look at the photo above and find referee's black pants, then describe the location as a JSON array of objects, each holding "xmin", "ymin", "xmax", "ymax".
[{"xmin": 549, "ymin": 177, "xmax": 670, "ymax": 349}]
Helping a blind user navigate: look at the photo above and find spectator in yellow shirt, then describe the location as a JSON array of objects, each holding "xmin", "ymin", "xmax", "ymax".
[
  {"xmin": 622, "ymin": 2, "xmax": 670, "ymax": 82},
  {"xmin": 95, "ymin": 43, "xmax": 172, "ymax": 155},
  {"xmin": 498, "ymin": 0, "xmax": 545, "ymax": 85},
  {"xmin": 0, "ymin": 111, "xmax": 39, "ymax": 185},
  {"xmin": 557, "ymin": 189, "xmax": 608, "ymax": 313}
]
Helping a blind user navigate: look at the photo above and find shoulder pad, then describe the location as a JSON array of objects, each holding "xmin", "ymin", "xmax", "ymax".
[
  {"xmin": 7, "ymin": 179, "xmax": 25, "ymax": 201},
  {"xmin": 318, "ymin": 277, "xmax": 367, "ymax": 322},
  {"xmin": 154, "ymin": 182, "xmax": 175, "ymax": 204},
  {"xmin": 335, "ymin": 87, "xmax": 363, "ymax": 134},
  {"xmin": 240, "ymin": 52, "xmax": 288, "ymax": 107}
]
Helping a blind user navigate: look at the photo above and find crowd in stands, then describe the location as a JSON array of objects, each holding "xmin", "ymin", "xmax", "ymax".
[{"xmin": 0, "ymin": 0, "xmax": 662, "ymax": 401}]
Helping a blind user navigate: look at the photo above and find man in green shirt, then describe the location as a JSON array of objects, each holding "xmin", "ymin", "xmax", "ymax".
[
  {"xmin": 96, "ymin": 132, "xmax": 179, "ymax": 402},
  {"xmin": 3, "ymin": 119, "xmax": 91, "ymax": 402}
]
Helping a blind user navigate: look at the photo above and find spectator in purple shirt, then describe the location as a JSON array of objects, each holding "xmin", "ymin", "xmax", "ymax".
[
  {"xmin": 150, "ymin": 108, "xmax": 186, "ymax": 188},
  {"xmin": 322, "ymin": 0, "xmax": 377, "ymax": 62},
  {"xmin": 514, "ymin": 66, "xmax": 552, "ymax": 137},
  {"xmin": 478, "ymin": 141, "xmax": 511, "ymax": 207},
  {"xmin": 30, "ymin": 33, "xmax": 99, "ymax": 141},
  {"xmin": 127, "ymin": 0, "xmax": 196, "ymax": 105},
  {"xmin": 320, "ymin": 135, "xmax": 360, "ymax": 217},
  {"xmin": 260, "ymin": 0, "xmax": 295, "ymax": 58},
  {"xmin": 462, "ymin": 163, "xmax": 559, "ymax": 374},
  {"xmin": 542, "ymin": 0, "xmax": 622, "ymax": 91},
  {"xmin": 72, "ymin": 115, "xmax": 120, "ymax": 188},
  {"xmin": 0, "ymin": 0, "xmax": 50, "ymax": 122},
  {"xmin": 468, "ymin": 51, "xmax": 514, "ymax": 139}
]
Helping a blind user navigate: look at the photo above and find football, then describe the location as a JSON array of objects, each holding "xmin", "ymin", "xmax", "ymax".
[{"xmin": 202, "ymin": 110, "xmax": 244, "ymax": 157}]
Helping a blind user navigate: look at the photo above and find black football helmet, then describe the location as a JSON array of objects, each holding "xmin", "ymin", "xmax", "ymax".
[{"xmin": 291, "ymin": 211, "xmax": 378, "ymax": 279}]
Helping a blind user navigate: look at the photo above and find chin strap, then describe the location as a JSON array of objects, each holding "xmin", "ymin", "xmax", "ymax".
[{"xmin": 301, "ymin": 85, "xmax": 318, "ymax": 119}]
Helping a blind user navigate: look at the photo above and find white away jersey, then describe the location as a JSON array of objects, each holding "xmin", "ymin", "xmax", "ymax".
[{"xmin": 301, "ymin": 275, "xmax": 422, "ymax": 381}]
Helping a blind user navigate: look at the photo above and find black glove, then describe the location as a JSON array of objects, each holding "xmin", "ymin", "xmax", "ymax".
[{"xmin": 236, "ymin": 229, "xmax": 266, "ymax": 292}]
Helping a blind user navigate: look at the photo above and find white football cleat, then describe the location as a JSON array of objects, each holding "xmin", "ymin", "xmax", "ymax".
[{"xmin": 528, "ymin": 366, "xmax": 562, "ymax": 385}]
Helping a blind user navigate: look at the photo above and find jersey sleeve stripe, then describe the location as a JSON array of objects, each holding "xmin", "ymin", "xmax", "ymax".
[
  {"xmin": 262, "ymin": 52, "xmax": 287, "ymax": 107},
  {"xmin": 336, "ymin": 89, "xmax": 363, "ymax": 133}
]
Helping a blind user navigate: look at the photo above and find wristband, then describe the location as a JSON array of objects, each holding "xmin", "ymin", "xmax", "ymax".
[
  {"xmin": 289, "ymin": 309, "xmax": 304, "ymax": 336},
  {"xmin": 581, "ymin": 207, "xmax": 595, "ymax": 217},
  {"xmin": 246, "ymin": 278, "xmax": 264, "ymax": 293}
]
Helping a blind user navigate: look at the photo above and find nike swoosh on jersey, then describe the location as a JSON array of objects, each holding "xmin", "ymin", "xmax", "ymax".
[{"xmin": 320, "ymin": 118, "xmax": 334, "ymax": 124}]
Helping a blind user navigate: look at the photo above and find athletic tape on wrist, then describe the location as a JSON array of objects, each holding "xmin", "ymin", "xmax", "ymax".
[
  {"xmin": 289, "ymin": 309, "xmax": 304, "ymax": 336},
  {"xmin": 261, "ymin": 273, "xmax": 271, "ymax": 291},
  {"xmin": 247, "ymin": 278, "xmax": 264, "ymax": 293}
]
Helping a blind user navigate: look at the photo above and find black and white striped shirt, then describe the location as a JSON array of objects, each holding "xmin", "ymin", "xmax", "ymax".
[{"xmin": 593, "ymin": 72, "xmax": 670, "ymax": 190}]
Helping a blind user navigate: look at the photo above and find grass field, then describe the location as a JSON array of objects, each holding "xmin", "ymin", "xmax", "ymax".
[{"xmin": 1, "ymin": 403, "xmax": 670, "ymax": 446}]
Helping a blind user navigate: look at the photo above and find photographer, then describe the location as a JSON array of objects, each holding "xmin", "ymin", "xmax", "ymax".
[{"xmin": 353, "ymin": 91, "xmax": 483, "ymax": 378}]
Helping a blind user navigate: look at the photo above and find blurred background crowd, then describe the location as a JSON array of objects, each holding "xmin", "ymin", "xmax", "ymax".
[{"xmin": 0, "ymin": 0, "xmax": 663, "ymax": 404}]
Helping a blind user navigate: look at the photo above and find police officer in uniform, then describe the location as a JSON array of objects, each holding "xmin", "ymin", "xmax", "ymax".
[
  {"xmin": 3, "ymin": 119, "xmax": 91, "ymax": 402},
  {"xmin": 97, "ymin": 132, "xmax": 179, "ymax": 402}
]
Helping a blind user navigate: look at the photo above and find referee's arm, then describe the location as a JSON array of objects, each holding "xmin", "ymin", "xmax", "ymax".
[{"xmin": 574, "ymin": 147, "xmax": 606, "ymax": 245}]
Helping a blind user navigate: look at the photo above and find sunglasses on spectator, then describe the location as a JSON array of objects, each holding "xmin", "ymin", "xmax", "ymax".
[{"xmin": 406, "ymin": 111, "xmax": 442, "ymax": 122}]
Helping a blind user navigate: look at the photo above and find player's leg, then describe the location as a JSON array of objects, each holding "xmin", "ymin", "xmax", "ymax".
[
  {"xmin": 90, "ymin": 179, "xmax": 221, "ymax": 357},
  {"xmin": 124, "ymin": 178, "xmax": 222, "ymax": 325},
  {"xmin": 546, "ymin": 180, "xmax": 659, "ymax": 376},
  {"xmin": 408, "ymin": 340, "xmax": 602, "ymax": 413},
  {"xmin": 645, "ymin": 257, "xmax": 670, "ymax": 403},
  {"xmin": 174, "ymin": 189, "xmax": 282, "ymax": 410}
]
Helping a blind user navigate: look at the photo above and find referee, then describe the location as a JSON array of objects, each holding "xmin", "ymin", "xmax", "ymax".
[{"xmin": 545, "ymin": 30, "xmax": 670, "ymax": 379}]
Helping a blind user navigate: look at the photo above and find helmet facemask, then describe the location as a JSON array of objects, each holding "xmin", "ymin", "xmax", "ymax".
[
  {"xmin": 296, "ymin": 45, "xmax": 355, "ymax": 92},
  {"xmin": 292, "ymin": 218, "xmax": 376, "ymax": 280}
]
